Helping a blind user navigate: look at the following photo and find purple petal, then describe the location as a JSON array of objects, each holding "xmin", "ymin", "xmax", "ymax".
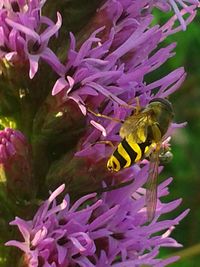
[
  {"xmin": 9, "ymin": 217, "xmax": 31, "ymax": 241},
  {"xmin": 29, "ymin": 54, "xmax": 39, "ymax": 79},
  {"xmin": 40, "ymin": 12, "xmax": 62, "ymax": 43},
  {"xmin": 5, "ymin": 52, "xmax": 17, "ymax": 61},
  {"xmin": 56, "ymin": 244, "xmax": 67, "ymax": 265},
  {"xmin": 5, "ymin": 240, "xmax": 29, "ymax": 252},
  {"xmin": 69, "ymin": 193, "xmax": 97, "ymax": 212},
  {"xmin": 169, "ymin": 0, "xmax": 187, "ymax": 30},
  {"xmin": 52, "ymin": 77, "xmax": 67, "ymax": 96},
  {"xmin": 48, "ymin": 184, "xmax": 65, "ymax": 202},
  {"xmin": 31, "ymin": 226, "xmax": 47, "ymax": 246},
  {"xmin": 41, "ymin": 47, "xmax": 66, "ymax": 75},
  {"xmin": 90, "ymin": 120, "xmax": 107, "ymax": 137},
  {"xmin": 89, "ymin": 205, "xmax": 119, "ymax": 230},
  {"xmin": 5, "ymin": 18, "xmax": 40, "ymax": 40}
]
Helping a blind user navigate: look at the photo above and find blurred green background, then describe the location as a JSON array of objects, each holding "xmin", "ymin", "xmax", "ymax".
[{"xmin": 153, "ymin": 10, "xmax": 200, "ymax": 267}]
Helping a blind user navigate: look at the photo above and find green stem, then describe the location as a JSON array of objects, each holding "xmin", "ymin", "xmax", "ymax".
[{"xmin": 168, "ymin": 243, "xmax": 200, "ymax": 260}]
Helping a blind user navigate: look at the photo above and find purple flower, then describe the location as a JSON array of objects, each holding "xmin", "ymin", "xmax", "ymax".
[
  {"xmin": 2, "ymin": 1, "xmax": 197, "ymax": 266},
  {"xmin": 0, "ymin": 0, "xmax": 45, "ymax": 14},
  {"xmin": 6, "ymin": 167, "xmax": 189, "ymax": 267},
  {"xmin": 0, "ymin": 127, "xmax": 33, "ymax": 199},
  {"xmin": 0, "ymin": 0, "xmax": 64, "ymax": 78},
  {"xmin": 155, "ymin": 0, "xmax": 199, "ymax": 30},
  {"xmin": 0, "ymin": 127, "xmax": 28, "ymax": 163},
  {"xmin": 51, "ymin": 0, "xmax": 196, "ymax": 163},
  {"xmin": 51, "ymin": 0, "xmax": 198, "ymax": 117}
]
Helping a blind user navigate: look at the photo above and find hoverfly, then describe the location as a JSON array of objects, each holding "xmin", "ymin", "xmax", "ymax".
[{"xmin": 107, "ymin": 98, "xmax": 174, "ymax": 221}]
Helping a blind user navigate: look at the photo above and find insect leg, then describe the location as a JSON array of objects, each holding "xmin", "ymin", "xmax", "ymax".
[
  {"xmin": 91, "ymin": 140, "xmax": 115, "ymax": 148},
  {"xmin": 96, "ymin": 178, "xmax": 134, "ymax": 193},
  {"xmin": 78, "ymin": 178, "xmax": 134, "ymax": 197},
  {"xmin": 87, "ymin": 107, "xmax": 124, "ymax": 123}
]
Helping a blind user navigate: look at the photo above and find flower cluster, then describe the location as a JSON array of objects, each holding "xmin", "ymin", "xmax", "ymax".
[
  {"xmin": 1, "ymin": 0, "xmax": 199, "ymax": 266},
  {"xmin": 0, "ymin": 128, "xmax": 33, "ymax": 200},
  {"xmin": 6, "ymin": 170, "xmax": 189, "ymax": 267},
  {"xmin": 0, "ymin": 127, "xmax": 27, "ymax": 163},
  {"xmin": 51, "ymin": 0, "xmax": 198, "ymax": 163},
  {"xmin": 155, "ymin": 0, "xmax": 199, "ymax": 31},
  {"xmin": 0, "ymin": 0, "xmax": 64, "ymax": 78}
]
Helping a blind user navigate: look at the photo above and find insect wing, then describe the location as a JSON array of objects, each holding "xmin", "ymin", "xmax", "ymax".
[
  {"xmin": 120, "ymin": 111, "xmax": 153, "ymax": 143},
  {"xmin": 146, "ymin": 149, "xmax": 160, "ymax": 222}
]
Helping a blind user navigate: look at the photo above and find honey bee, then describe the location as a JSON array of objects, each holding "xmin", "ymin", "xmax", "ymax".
[{"xmin": 107, "ymin": 98, "xmax": 174, "ymax": 221}]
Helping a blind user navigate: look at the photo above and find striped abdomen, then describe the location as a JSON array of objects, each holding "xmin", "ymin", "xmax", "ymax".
[{"xmin": 107, "ymin": 135, "xmax": 152, "ymax": 172}]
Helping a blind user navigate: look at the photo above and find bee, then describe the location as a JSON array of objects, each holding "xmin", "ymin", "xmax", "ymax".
[{"xmin": 107, "ymin": 98, "xmax": 174, "ymax": 221}]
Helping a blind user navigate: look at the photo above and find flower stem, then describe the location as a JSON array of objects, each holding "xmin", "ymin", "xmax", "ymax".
[{"xmin": 168, "ymin": 243, "xmax": 200, "ymax": 260}]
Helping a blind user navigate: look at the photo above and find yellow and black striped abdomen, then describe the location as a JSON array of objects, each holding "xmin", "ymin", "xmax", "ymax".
[{"xmin": 107, "ymin": 137, "xmax": 152, "ymax": 172}]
